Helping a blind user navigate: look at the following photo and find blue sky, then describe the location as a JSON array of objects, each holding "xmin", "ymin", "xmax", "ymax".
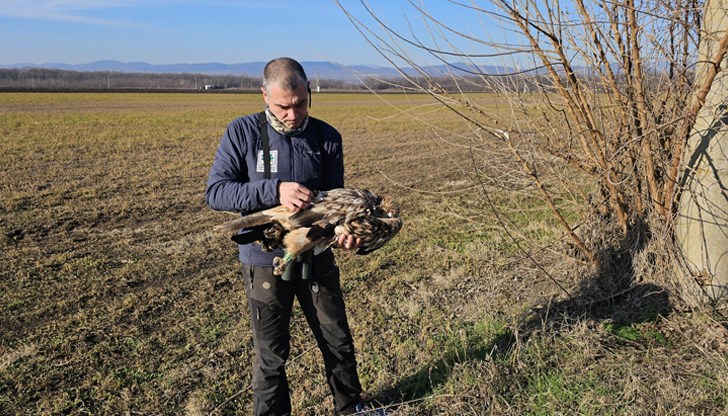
[{"xmin": 0, "ymin": 0, "xmax": 501, "ymax": 66}]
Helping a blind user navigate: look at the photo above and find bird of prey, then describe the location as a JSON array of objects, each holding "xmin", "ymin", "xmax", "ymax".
[{"xmin": 215, "ymin": 188, "xmax": 403, "ymax": 275}]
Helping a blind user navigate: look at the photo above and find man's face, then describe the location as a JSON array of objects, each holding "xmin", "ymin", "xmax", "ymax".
[{"xmin": 261, "ymin": 82, "xmax": 309, "ymax": 129}]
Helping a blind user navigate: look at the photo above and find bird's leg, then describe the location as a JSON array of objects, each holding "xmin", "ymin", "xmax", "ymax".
[
  {"xmin": 273, "ymin": 252, "xmax": 296, "ymax": 276},
  {"xmin": 272, "ymin": 228, "xmax": 323, "ymax": 276}
]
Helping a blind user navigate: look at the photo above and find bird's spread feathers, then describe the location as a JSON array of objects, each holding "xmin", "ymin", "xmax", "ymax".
[{"xmin": 215, "ymin": 188, "xmax": 403, "ymax": 275}]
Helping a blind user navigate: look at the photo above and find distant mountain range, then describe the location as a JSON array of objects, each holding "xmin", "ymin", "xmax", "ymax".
[{"xmin": 0, "ymin": 60, "xmax": 510, "ymax": 82}]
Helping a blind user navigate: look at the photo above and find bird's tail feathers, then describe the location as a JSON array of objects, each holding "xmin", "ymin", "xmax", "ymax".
[{"xmin": 214, "ymin": 211, "xmax": 274, "ymax": 234}]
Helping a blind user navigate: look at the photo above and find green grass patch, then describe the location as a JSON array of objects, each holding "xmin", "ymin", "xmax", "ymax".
[{"xmin": 603, "ymin": 322, "xmax": 669, "ymax": 345}]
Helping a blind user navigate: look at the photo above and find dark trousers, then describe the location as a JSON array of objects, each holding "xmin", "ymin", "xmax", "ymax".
[{"xmin": 242, "ymin": 251, "xmax": 362, "ymax": 415}]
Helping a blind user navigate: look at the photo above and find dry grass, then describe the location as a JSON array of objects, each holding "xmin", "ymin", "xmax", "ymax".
[{"xmin": 1, "ymin": 92, "xmax": 726, "ymax": 415}]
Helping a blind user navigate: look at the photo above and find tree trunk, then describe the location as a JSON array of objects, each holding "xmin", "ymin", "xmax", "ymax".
[{"xmin": 675, "ymin": 0, "xmax": 728, "ymax": 304}]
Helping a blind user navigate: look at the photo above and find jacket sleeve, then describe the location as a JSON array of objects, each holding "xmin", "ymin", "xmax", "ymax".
[{"xmin": 205, "ymin": 119, "xmax": 280, "ymax": 213}]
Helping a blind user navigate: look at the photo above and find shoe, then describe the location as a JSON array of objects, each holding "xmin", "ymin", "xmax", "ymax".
[{"xmin": 353, "ymin": 401, "xmax": 389, "ymax": 415}]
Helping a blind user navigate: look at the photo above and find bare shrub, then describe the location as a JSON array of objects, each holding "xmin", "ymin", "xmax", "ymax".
[{"xmin": 337, "ymin": 0, "xmax": 728, "ymax": 309}]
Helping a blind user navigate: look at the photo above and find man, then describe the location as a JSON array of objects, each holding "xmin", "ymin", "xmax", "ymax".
[{"xmin": 206, "ymin": 58, "xmax": 383, "ymax": 415}]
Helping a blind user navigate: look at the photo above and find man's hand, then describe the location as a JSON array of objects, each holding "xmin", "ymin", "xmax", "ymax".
[
  {"xmin": 336, "ymin": 234, "xmax": 362, "ymax": 251},
  {"xmin": 278, "ymin": 182, "xmax": 313, "ymax": 212}
]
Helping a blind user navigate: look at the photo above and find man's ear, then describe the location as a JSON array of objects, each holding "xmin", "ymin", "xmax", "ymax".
[{"xmin": 261, "ymin": 87, "xmax": 269, "ymax": 105}]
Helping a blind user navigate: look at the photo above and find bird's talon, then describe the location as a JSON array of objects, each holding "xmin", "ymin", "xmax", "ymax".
[{"xmin": 273, "ymin": 257, "xmax": 287, "ymax": 276}]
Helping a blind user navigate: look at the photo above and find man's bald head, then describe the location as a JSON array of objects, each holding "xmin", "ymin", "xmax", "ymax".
[{"xmin": 262, "ymin": 57, "xmax": 308, "ymax": 93}]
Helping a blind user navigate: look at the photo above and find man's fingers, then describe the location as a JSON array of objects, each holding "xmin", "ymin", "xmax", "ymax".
[
  {"xmin": 298, "ymin": 187, "xmax": 313, "ymax": 201},
  {"xmin": 279, "ymin": 182, "xmax": 312, "ymax": 212},
  {"xmin": 336, "ymin": 234, "xmax": 361, "ymax": 250},
  {"xmin": 336, "ymin": 234, "xmax": 350, "ymax": 248}
]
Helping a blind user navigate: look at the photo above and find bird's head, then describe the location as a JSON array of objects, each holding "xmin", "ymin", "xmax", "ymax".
[{"xmin": 379, "ymin": 195, "xmax": 400, "ymax": 218}]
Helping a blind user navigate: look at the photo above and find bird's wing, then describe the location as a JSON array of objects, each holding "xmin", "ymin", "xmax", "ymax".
[
  {"xmin": 288, "ymin": 201, "xmax": 345, "ymax": 229},
  {"xmin": 355, "ymin": 216, "xmax": 403, "ymax": 255},
  {"xmin": 230, "ymin": 224, "xmax": 269, "ymax": 245},
  {"xmin": 214, "ymin": 205, "xmax": 292, "ymax": 233},
  {"xmin": 305, "ymin": 223, "xmax": 337, "ymax": 243}
]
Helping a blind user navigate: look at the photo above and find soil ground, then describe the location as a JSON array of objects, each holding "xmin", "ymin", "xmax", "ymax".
[{"xmin": 1, "ymin": 92, "xmax": 726, "ymax": 415}]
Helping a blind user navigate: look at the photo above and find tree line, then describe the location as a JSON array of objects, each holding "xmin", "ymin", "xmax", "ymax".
[
  {"xmin": 0, "ymin": 67, "xmax": 534, "ymax": 92},
  {"xmin": 0, "ymin": 67, "xmax": 387, "ymax": 92}
]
